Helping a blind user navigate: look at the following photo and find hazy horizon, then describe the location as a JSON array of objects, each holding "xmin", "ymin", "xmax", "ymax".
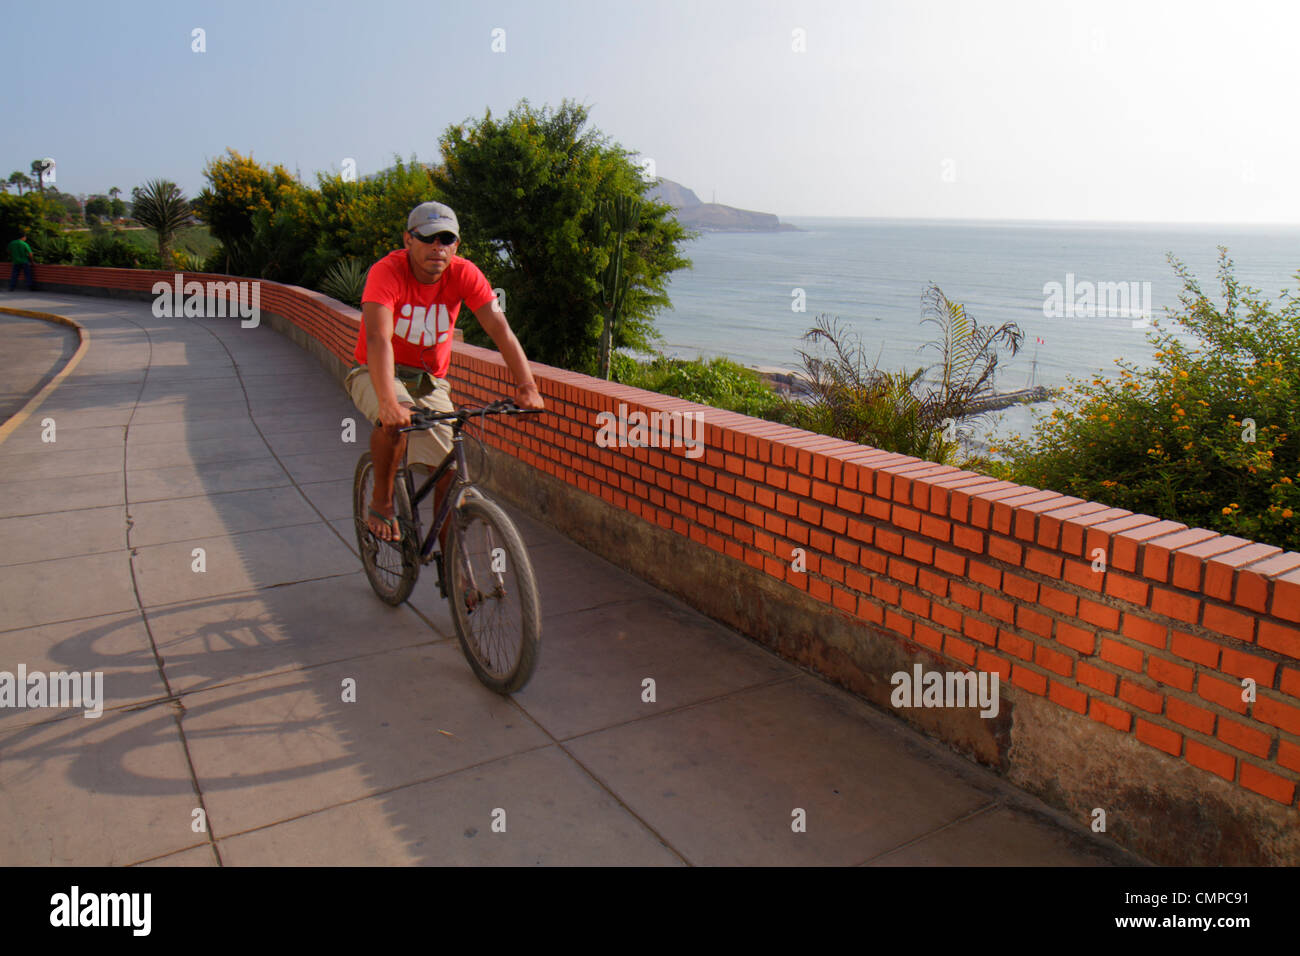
[{"xmin": 3, "ymin": 0, "xmax": 1297, "ymax": 225}]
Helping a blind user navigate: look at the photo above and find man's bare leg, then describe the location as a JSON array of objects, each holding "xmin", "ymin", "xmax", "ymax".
[{"xmin": 367, "ymin": 407, "xmax": 411, "ymax": 541}]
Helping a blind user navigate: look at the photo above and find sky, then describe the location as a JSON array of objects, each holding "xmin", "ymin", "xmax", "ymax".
[{"xmin": 3, "ymin": 0, "xmax": 1297, "ymax": 223}]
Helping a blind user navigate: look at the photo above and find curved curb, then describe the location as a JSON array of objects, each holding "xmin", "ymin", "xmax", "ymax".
[{"xmin": 0, "ymin": 306, "xmax": 91, "ymax": 447}]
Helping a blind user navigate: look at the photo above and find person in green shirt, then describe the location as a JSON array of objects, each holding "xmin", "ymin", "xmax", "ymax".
[{"xmin": 7, "ymin": 234, "xmax": 35, "ymax": 292}]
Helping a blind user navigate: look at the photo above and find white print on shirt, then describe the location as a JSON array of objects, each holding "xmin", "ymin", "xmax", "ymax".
[{"xmin": 395, "ymin": 303, "xmax": 452, "ymax": 346}]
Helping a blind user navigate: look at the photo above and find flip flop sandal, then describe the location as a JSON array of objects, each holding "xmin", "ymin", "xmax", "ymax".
[{"xmin": 368, "ymin": 507, "xmax": 402, "ymax": 542}]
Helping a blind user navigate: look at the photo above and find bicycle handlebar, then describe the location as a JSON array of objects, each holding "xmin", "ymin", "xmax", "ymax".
[{"xmin": 399, "ymin": 399, "xmax": 543, "ymax": 433}]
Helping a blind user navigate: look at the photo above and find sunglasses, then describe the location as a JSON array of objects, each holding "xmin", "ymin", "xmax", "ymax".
[{"xmin": 410, "ymin": 230, "xmax": 458, "ymax": 246}]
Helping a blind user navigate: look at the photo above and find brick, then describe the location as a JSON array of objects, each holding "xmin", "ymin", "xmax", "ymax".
[
  {"xmin": 1039, "ymin": 585, "xmax": 1078, "ymax": 617},
  {"xmin": 944, "ymin": 635, "xmax": 978, "ymax": 666},
  {"xmin": 1217, "ymin": 716, "xmax": 1270, "ymax": 756},
  {"xmin": 900, "ymin": 590, "xmax": 930, "ymax": 617},
  {"xmin": 1239, "ymin": 763, "xmax": 1296, "ymax": 805},
  {"xmin": 1104, "ymin": 573, "xmax": 1149, "ymax": 607},
  {"xmin": 1035, "ymin": 644, "xmax": 1074, "ymax": 677},
  {"xmin": 1147, "ymin": 654, "xmax": 1195, "ymax": 692},
  {"xmin": 1049, "ymin": 680, "xmax": 1088, "ymax": 714},
  {"xmin": 950, "ymin": 581, "xmax": 980, "ymax": 611},
  {"xmin": 1002, "ymin": 572, "xmax": 1038, "ymax": 603},
  {"xmin": 1038, "ymin": 501, "xmax": 1111, "ymax": 550},
  {"xmin": 1077, "ymin": 661, "xmax": 1117, "ymax": 695},
  {"xmin": 968, "ymin": 560, "xmax": 1001, "ymax": 589},
  {"xmin": 1170, "ymin": 630, "xmax": 1220, "ymax": 668},
  {"xmin": 1017, "ymin": 604, "xmax": 1051, "ymax": 640},
  {"xmin": 964, "ymin": 615, "xmax": 997, "ymax": 646},
  {"xmin": 1141, "ymin": 528, "xmax": 1220, "ymax": 584},
  {"xmin": 1078, "ymin": 597, "xmax": 1120, "ymax": 631},
  {"xmin": 953, "ymin": 526, "xmax": 983, "ymax": 554},
  {"xmin": 1150, "ymin": 586, "xmax": 1201, "ymax": 625},
  {"xmin": 1121, "ymin": 614, "xmax": 1167, "ymax": 649},
  {"xmin": 976, "ymin": 649, "xmax": 1012, "ymax": 682},
  {"xmin": 1111, "ymin": 519, "xmax": 1187, "ymax": 572},
  {"xmin": 876, "ymin": 528, "xmax": 904, "ymax": 555},
  {"xmin": 1010, "ymin": 664, "xmax": 1048, "ymax": 696},
  {"xmin": 1090, "ymin": 698, "xmax": 1132, "ymax": 732},
  {"xmin": 1254, "ymin": 696, "xmax": 1300, "ymax": 735},
  {"xmin": 1282, "ymin": 666, "xmax": 1300, "ymax": 698},
  {"xmin": 1056, "ymin": 622, "xmax": 1096, "ymax": 655},
  {"xmin": 1058, "ymin": 506, "xmax": 1134, "ymax": 555},
  {"xmin": 920, "ymin": 514, "xmax": 951, "ymax": 542},
  {"xmin": 1236, "ymin": 553, "xmax": 1300, "ymax": 613},
  {"xmin": 918, "ymin": 568, "xmax": 948, "ymax": 597},
  {"xmin": 998, "ymin": 629, "xmax": 1036, "ymax": 662},
  {"xmin": 1166, "ymin": 697, "xmax": 1216, "ymax": 734},
  {"xmin": 933, "ymin": 548, "xmax": 965, "ymax": 576},
  {"xmin": 1274, "ymin": 570, "xmax": 1300, "ymax": 623},
  {"xmin": 902, "ymin": 537, "xmax": 934, "ymax": 565},
  {"xmin": 987, "ymin": 535, "xmax": 1022, "ymax": 565},
  {"xmin": 1171, "ymin": 534, "xmax": 1253, "ymax": 592},
  {"xmin": 1203, "ymin": 542, "xmax": 1281, "ymax": 602},
  {"xmin": 1118, "ymin": 679, "xmax": 1163, "ymax": 713},
  {"xmin": 1198, "ymin": 673, "xmax": 1250, "ymax": 714},
  {"xmin": 1063, "ymin": 559, "xmax": 1104, "ymax": 592},
  {"xmin": 1279, "ymin": 740, "xmax": 1300, "ymax": 774},
  {"xmin": 1024, "ymin": 548, "xmax": 1064, "ymax": 578},
  {"xmin": 1135, "ymin": 718, "xmax": 1182, "ymax": 756},
  {"xmin": 1201, "ymin": 604, "xmax": 1256, "ymax": 644},
  {"xmin": 1184, "ymin": 739, "xmax": 1235, "ymax": 781},
  {"xmin": 1100, "ymin": 638, "xmax": 1143, "ymax": 673},
  {"xmin": 856, "ymin": 595, "xmax": 884, "ymax": 624},
  {"xmin": 982, "ymin": 593, "xmax": 1015, "ymax": 625},
  {"xmin": 1218, "ymin": 647, "xmax": 1276, "ymax": 685},
  {"xmin": 1258, "ymin": 620, "xmax": 1300, "ymax": 659}
]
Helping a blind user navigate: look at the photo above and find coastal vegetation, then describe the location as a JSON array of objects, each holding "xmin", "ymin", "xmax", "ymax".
[{"xmin": 989, "ymin": 252, "xmax": 1300, "ymax": 551}]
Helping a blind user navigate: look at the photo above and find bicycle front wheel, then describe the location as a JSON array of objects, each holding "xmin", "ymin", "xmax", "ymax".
[
  {"xmin": 445, "ymin": 494, "xmax": 541, "ymax": 694},
  {"xmin": 353, "ymin": 452, "xmax": 420, "ymax": 606}
]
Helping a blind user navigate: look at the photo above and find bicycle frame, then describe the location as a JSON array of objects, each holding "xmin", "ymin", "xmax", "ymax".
[{"xmin": 402, "ymin": 423, "xmax": 473, "ymax": 566}]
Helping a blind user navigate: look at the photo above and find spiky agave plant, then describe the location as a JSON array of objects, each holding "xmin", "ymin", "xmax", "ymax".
[
  {"xmin": 319, "ymin": 257, "xmax": 368, "ymax": 308},
  {"xmin": 131, "ymin": 179, "xmax": 191, "ymax": 264}
]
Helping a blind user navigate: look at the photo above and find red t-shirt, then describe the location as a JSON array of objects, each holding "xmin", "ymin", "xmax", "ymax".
[{"xmin": 354, "ymin": 249, "xmax": 496, "ymax": 378}]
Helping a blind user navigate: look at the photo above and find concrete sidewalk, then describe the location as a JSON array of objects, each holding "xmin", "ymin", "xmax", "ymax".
[{"xmin": 0, "ymin": 292, "xmax": 1143, "ymax": 866}]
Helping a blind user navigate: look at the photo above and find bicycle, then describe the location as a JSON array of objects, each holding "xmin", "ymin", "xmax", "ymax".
[{"xmin": 352, "ymin": 398, "xmax": 543, "ymax": 694}]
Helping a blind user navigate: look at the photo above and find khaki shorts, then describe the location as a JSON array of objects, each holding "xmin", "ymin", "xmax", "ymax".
[{"xmin": 345, "ymin": 365, "xmax": 455, "ymax": 466}]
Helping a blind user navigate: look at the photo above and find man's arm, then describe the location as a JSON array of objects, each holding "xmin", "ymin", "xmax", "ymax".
[
  {"xmin": 362, "ymin": 301, "xmax": 412, "ymax": 427},
  {"xmin": 472, "ymin": 300, "xmax": 544, "ymax": 410}
]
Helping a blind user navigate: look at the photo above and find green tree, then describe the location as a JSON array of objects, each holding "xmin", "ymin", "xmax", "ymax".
[
  {"xmin": 108, "ymin": 186, "xmax": 125, "ymax": 219},
  {"xmin": 431, "ymin": 99, "xmax": 690, "ymax": 374},
  {"xmin": 194, "ymin": 149, "xmax": 300, "ymax": 272},
  {"xmin": 84, "ymin": 195, "xmax": 111, "ymax": 223},
  {"xmin": 131, "ymin": 179, "xmax": 192, "ymax": 264},
  {"xmin": 991, "ymin": 250, "xmax": 1300, "ymax": 551},
  {"xmin": 6, "ymin": 172, "xmax": 31, "ymax": 196}
]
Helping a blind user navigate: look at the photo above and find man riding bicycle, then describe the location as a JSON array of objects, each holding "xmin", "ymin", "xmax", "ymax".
[{"xmin": 347, "ymin": 201, "xmax": 544, "ymax": 544}]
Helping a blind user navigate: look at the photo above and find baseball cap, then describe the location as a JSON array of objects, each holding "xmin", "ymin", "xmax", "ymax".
[{"xmin": 407, "ymin": 201, "xmax": 460, "ymax": 238}]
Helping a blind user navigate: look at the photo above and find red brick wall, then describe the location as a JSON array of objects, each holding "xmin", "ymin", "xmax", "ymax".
[{"xmin": 41, "ymin": 265, "xmax": 1300, "ymax": 813}]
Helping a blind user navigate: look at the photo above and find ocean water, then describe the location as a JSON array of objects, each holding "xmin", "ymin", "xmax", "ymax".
[{"xmin": 650, "ymin": 218, "xmax": 1300, "ymax": 448}]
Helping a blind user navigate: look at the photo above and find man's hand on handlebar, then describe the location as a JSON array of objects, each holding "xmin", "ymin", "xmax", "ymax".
[
  {"xmin": 515, "ymin": 382, "xmax": 544, "ymax": 411},
  {"xmin": 377, "ymin": 401, "xmax": 414, "ymax": 429}
]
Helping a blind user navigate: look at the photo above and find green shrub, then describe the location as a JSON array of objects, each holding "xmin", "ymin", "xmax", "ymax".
[
  {"xmin": 781, "ymin": 287, "xmax": 1023, "ymax": 467},
  {"xmin": 990, "ymin": 250, "xmax": 1300, "ymax": 551},
  {"xmin": 83, "ymin": 232, "xmax": 149, "ymax": 268},
  {"xmin": 28, "ymin": 232, "xmax": 83, "ymax": 264},
  {"xmin": 612, "ymin": 352, "xmax": 788, "ymax": 419}
]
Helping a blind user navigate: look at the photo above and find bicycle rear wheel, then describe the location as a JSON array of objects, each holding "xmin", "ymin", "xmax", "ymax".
[
  {"xmin": 445, "ymin": 493, "xmax": 540, "ymax": 694},
  {"xmin": 353, "ymin": 452, "xmax": 420, "ymax": 605}
]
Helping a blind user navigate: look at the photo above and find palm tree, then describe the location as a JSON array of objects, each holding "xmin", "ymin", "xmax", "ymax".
[
  {"xmin": 131, "ymin": 179, "xmax": 191, "ymax": 263},
  {"xmin": 9, "ymin": 171, "xmax": 32, "ymax": 196}
]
